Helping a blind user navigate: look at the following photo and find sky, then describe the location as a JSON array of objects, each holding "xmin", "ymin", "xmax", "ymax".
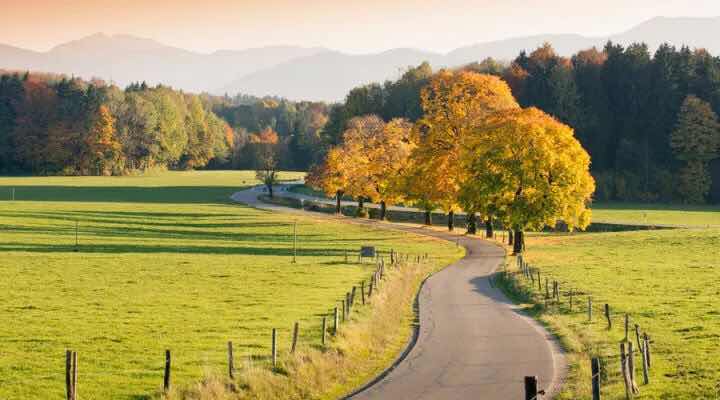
[{"xmin": 2, "ymin": 0, "xmax": 720, "ymax": 54}]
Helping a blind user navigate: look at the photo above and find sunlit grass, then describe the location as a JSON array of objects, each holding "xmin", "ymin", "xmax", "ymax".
[
  {"xmin": 0, "ymin": 171, "xmax": 462, "ymax": 399},
  {"xmin": 591, "ymin": 202, "xmax": 720, "ymax": 227},
  {"xmin": 500, "ymin": 227, "xmax": 720, "ymax": 399}
]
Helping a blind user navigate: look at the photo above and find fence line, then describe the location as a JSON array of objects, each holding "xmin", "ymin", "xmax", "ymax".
[
  {"xmin": 46, "ymin": 248, "xmax": 428, "ymax": 399},
  {"xmin": 509, "ymin": 254, "xmax": 656, "ymax": 399}
]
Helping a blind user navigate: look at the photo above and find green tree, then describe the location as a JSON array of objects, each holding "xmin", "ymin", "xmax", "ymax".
[{"xmin": 671, "ymin": 95, "xmax": 720, "ymax": 202}]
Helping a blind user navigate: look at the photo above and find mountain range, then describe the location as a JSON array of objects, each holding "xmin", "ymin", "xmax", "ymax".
[{"xmin": 2, "ymin": 17, "xmax": 720, "ymax": 102}]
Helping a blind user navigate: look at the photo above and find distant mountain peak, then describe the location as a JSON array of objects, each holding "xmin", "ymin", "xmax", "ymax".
[
  {"xmin": 49, "ymin": 32, "xmax": 169, "ymax": 54},
  {"xmin": 3, "ymin": 16, "xmax": 720, "ymax": 100}
]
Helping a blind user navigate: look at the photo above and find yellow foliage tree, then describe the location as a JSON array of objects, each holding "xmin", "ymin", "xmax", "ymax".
[
  {"xmin": 309, "ymin": 115, "xmax": 414, "ymax": 218},
  {"xmin": 460, "ymin": 107, "xmax": 595, "ymax": 254},
  {"xmin": 410, "ymin": 70, "xmax": 520, "ymax": 231},
  {"xmin": 85, "ymin": 105, "xmax": 122, "ymax": 175},
  {"xmin": 306, "ymin": 147, "xmax": 350, "ymax": 214}
]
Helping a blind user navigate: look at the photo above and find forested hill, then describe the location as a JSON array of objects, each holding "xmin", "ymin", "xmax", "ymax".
[{"xmin": 3, "ymin": 38, "xmax": 720, "ymax": 204}]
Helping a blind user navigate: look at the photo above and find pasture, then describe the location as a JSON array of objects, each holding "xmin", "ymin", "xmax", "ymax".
[
  {"xmin": 0, "ymin": 171, "xmax": 462, "ymax": 399},
  {"xmin": 507, "ymin": 225, "xmax": 720, "ymax": 399},
  {"xmin": 591, "ymin": 202, "xmax": 720, "ymax": 228}
]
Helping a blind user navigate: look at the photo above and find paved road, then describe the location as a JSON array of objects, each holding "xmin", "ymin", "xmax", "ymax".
[{"xmin": 232, "ymin": 186, "xmax": 565, "ymax": 399}]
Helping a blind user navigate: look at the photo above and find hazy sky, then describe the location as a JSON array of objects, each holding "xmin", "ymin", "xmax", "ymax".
[{"xmin": 3, "ymin": 0, "xmax": 720, "ymax": 53}]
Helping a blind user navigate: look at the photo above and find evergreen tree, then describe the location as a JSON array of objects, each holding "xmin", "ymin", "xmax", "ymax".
[{"xmin": 671, "ymin": 95, "xmax": 720, "ymax": 202}]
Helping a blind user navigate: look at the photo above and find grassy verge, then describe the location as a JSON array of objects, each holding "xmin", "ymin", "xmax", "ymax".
[
  {"xmin": 0, "ymin": 171, "xmax": 462, "ymax": 399},
  {"xmin": 495, "ymin": 227, "xmax": 720, "ymax": 399},
  {"xmin": 172, "ymin": 252, "xmax": 455, "ymax": 400}
]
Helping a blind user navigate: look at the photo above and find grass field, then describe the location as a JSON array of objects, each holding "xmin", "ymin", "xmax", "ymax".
[
  {"xmin": 591, "ymin": 202, "xmax": 720, "ymax": 227},
  {"xmin": 0, "ymin": 171, "xmax": 462, "ymax": 399},
  {"xmin": 501, "ymin": 225, "xmax": 720, "ymax": 398}
]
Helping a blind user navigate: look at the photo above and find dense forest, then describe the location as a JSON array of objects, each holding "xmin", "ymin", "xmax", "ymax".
[
  {"xmin": 0, "ymin": 73, "xmax": 233, "ymax": 175},
  {"xmin": 2, "ymin": 40, "xmax": 720, "ymax": 203},
  {"xmin": 0, "ymin": 72, "xmax": 330, "ymax": 175},
  {"xmin": 324, "ymin": 43, "xmax": 720, "ymax": 204}
]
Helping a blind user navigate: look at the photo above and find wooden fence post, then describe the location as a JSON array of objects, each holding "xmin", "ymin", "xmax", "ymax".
[
  {"xmin": 524, "ymin": 376, "xmax": 538, "ymax": 400},
  {"xmin": 361, "ymin": 281, "xmax": 366, "ymax": 304},
  {"xmin": 291, "ymin": 322, "xmax": 299, "ymax": 353},
  {"xmin": 605, "ymin": 304, "xmax": 612, "ymax": 329},
  {"xmin": 537, "ymin": 271, "xmax": 541, "ymax": 290},
  {"xmin": 341, "ymin": 300, "xmax": 346, "ymax": 322},
  {"xmin": 628, "ymin": 341, "xmax": 639, "ymax": 394},
  {"xmin": 333, "ymin": 307, "xmax": 339, "ymax": 335},
  {"xmin": 66, "ymin": 350, "xmax": 72, "ymax": 400},
  {"xmin": 625, "ymin": 314, "xmax": 630, "ymax": 341},
  {"xmin": 163, "ymin": 349, "xmax": 171, "ymax": 392},
  {"xmin": 351, "ymin": 286, "xmax": 357, "ymax": 306},
  {"xmin": 271, "ymin": 329, "xmax": 278, "ymax": 368},
  {"xmin": 545, "ymin": 278, "xmax": 550, "ymax": 299},
  {"xmin": 643, "ymin": 333, "xmax": 651, "ymax": 369},
  {"xmin": 322, "ymin": 317, "xmax": 327, "ymax": 346},
  {"xmin": 72, "ymin": 351, "xmax": 78, "ymax": 400},
  {"xmin": 591, "ymin": 357, "xmax": 601, "ymax": 400},
  {"xmin": 620, "ymin": 343, "xmax": 631, "ymax": 399},
  {"xmin": 228, "ymin": 341, "xmax": 235, "ymax": 379},
  {"xmin": 641, "ymin": 339, "xmax": 650, "ymax": 384},
  {"xmin": 346, "ymin": 292, "xmax": 351, "ymax": 317},
  {"xmin": 634, "ymin": 325, "xmax": 642, "ymax": 356}
]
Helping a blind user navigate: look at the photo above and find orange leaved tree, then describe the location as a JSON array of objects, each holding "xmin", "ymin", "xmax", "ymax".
[{"xmin": 410, "ymin": 70, "xmax": 520, "ymax": 231}]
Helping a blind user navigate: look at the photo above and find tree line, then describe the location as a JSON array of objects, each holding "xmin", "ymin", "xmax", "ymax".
[
  {"xmin": 0, "ymin": 73, "xmax": 234, "ymax": 175},
  {"xmin": 322, "ymin": 43, "xmax": 720, "ymax": 204},
  {"xmin": 307, "ymin": 70, "xmax": 595, "ymax": 254},
  {"xmin": 3, "ymin": 39, "xmax": 720, "ymax": 204}
]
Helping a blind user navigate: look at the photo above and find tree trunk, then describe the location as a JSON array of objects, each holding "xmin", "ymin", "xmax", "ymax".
[
  {"xmin": 380, "ymin": 200, "xmax": 387, "ymax": 221},
  {"xmin": 335, "ymin": 191, "xmax": 343, "ymax": 214},
  {"xmin": 424, "ymin": 210, "xmax": 432, "ymax": 226},
  {"xmin": 508, "ymin": 228, "xmax": 514, "ymax": 246},
  {"xmin": 513, "ymin": 228, "xmax": 524, "ymax": 255},
  {"xmin": 485, "ymin": 217, "xmax": 494, "ymax": 238},
  {"xmin": 357, "ymin": 197, "xmax": 365, "ymax": 217},
  {"xmin": 447, "ymin": 211, "xmax": 454, "ymax": 231},
  {"xmin": 268, "ymin": 183, "xmax": 274, "ymax": 198},
  {"xmin": 466, "ymin": 213, "xmax": 477, "ymax": 234}
]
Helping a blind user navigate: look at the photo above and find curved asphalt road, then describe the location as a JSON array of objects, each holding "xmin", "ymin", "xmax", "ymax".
[{"xmin": 231, "ymin": 185, "xmax": 565, "ymax": 399}]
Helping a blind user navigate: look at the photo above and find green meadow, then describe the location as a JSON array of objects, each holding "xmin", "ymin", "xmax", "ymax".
[
  {"xmin": 504, "ymin": 222, "xmax": 720, "ymax": 398},
  {"xmin": 0, "ymin": 171, "xmax": 462, "ymax": 399},
  {"xmin": 591, "ymin": 202, "xmax": 720, "ymax": 228}
]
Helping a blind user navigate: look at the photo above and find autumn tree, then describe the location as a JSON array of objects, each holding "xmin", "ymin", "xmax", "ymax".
[
  {"xmin": 410, "ymin": 70, "xmax": 520, "ymax": 231},
  {"xmin": 84, "ymin": 105, "xmax": 122, "ymax": 175},
  {"xmin": 336, "ymin": 116, "xmax": 382, "ymax": 217},
  {"xmin": 400, "ymin": 157, "xmax": 439, "ymax": 226},
  {"xmin": 670, "ymin": 95, "xmax": 720, "ymax": 203},
  {"xmin": 250, "ymin": 127, "xmax": 281, "ymax": 198},
  {"xmin": 461, "ymin": 107, "xmax": 595, "ymax": 254},
  {"xmin": 306, "ymin": 146, "xmax": 349, "ymax": 214}
]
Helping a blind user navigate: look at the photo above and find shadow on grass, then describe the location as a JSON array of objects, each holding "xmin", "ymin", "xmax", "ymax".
[
  {"xmin": 0, "ymin": 186, "xmax": 244, "ymax": 204},
  {"xmin": 0, "ymin": 242, "xmax": 363, "ymax": 257}
]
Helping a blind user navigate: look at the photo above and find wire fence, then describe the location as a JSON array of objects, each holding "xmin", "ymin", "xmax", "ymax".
[
  {"xmin": 499, "ymin": 253, "xmax": 656, "ymax": 400},
  {"xmin": 52, "ymin": 249, "xmax": 429, "ymax": 399}
]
